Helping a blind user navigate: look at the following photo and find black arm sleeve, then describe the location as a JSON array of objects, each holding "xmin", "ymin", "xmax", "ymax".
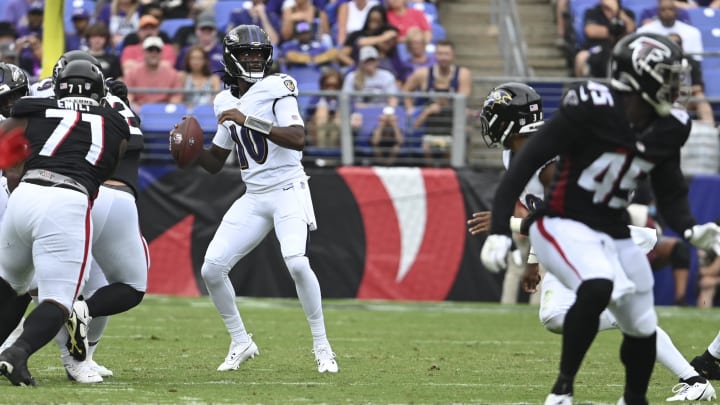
[
  {"xmin": 650, "ymin": 153, "xmax": 696, "ymax": 234},
  {"xmin": 489, "ymin": 111, "xmax": 573, "ymax": 235}
]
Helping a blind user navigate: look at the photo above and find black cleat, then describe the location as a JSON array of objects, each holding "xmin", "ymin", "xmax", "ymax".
[
  {"xmin": 65, "ymin": 300, "xmax": 90, "ymax": 361},
  {"xmin": 691, "ymin": 352, "xmax": 720, "ymax": 380},
  {"xmin": 0, "ymin": 347, "xmax": 36, "ymax": 386}
]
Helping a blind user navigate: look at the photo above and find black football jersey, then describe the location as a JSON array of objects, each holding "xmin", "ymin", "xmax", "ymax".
[
  {"xmin": 104, "ymin": 94, "xmax": 143, "ymax": 196},
  {"xmin": 490, "ymin": 81, "xmax": 695, "ymax": 238},
  {"xmin": 13, "ymin": 97, "xmax": 131, "ymax": 198}
]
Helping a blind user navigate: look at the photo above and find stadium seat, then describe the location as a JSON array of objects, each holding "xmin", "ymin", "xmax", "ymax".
[
  {"xmin": 431, "ymin": 24, "xmax": 446, "ymax": 43},
  {"xmin": 287, "ymin": 66, "xmax": 322, "ymax": 116},
  {"xmin": 353, "ymin": 105, "xmax": 408, "ymax": 156},
  {"xmin": 526, "ymin": 81, "xmax": 565, "ymax": 119},
  {"xmin": 411, "ymin": 2, "xmax": 439, "ymax": 25},
  {"xmin": 160, "ymin": 18, "xmax": 194, "ymax": 39},
  {"xmin": 622, "ymin": 0, "xmax": 655, "ymax": 23},
  {"xmin": 215, "ymin": 1, "xmax": 250, "ymax": 33},
  {"xmin": 140, "ymin": 103, "xmax": 188, "ymax": 133},
  {"xmin": 688, "ymin": 7, "xmax": 720, "ymax": 29},
  {"xmin": 191, "ymin": 104, "xmax": 218, "ymax": 138}
]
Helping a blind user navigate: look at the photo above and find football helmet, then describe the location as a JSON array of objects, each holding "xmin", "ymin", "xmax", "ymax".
[
  {"xmin": 609, "ymin": 32, "xmax": 687, "ymax": 116},
  {"xmin": 0, "ymin": 62, "xmax": 28, "ymax": 117},
  {"xmin": 52, "ymin": 50, "xmax": 102, "ymax": 85},
  {"xmin": 223, "ymin": 24, "xmax": 273, "ymax": 83},
  {"xmin": 54, "ymin": 60, "xmax": 106, "ymax": 105},
  {"xmin": 479, "ymin": 82, "xmax": 543, "ymax": 148}
]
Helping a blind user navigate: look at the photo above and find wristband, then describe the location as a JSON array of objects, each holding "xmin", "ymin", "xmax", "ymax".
[
  {"xmin": 510, "ymin": 217, "xmax": 523, "ymax": 234},
  {"xmin": 244, "ymin": 115, "xmax": 273, "ymax": 135},
  {"xmin": 527, "ymin": 247, "xmax": 538, "ymax": 264}
]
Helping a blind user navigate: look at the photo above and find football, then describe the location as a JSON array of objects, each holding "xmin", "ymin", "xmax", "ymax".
[{"xmin": 170, "ymin": 115, "xmax": 204, "ymax": 168}]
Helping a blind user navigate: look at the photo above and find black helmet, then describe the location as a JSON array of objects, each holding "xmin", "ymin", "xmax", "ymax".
[
  {"xmin": 609, "ymin": 32, "xmax": 686, "ymax": 116},
  {"xmin": 479, "ymin": 82, "xmax": 543, "ymax": 148},
  {"xmin": 0, "ymin": 62, "xmax": 28, "ymax": 117},
  {"xmin": 223, "ymin": 25, "xmax": 273, "ymax": 83},
  {"xmin": 52, "ymin": 50, "xmax": 102, "ymax": 86},
  {"xmin": 54, "ymin": 59, "xmax": 106, "ymax": 104}
]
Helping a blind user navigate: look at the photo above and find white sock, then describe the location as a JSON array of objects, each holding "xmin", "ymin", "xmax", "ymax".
[
  {"xmin": 656, "ymin": 326, "xmax": 699, "ymax": 381},
  {"xmin": 708, "ymin": 330, "xmax": 720, "ymax": 359},
  {"xmin": 202, "ymin": 262, "xmax": 249, "ymax": 344}
]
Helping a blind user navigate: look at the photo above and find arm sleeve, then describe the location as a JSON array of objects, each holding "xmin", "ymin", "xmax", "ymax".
[
  {"xmin": 489, "ymin": 111, "xmax": 574, "ymax": 235},
  {"xmin": 650, "ymin": 153, "xmax": 696, "ymax": 234},
  {"xmin": 212, "ymin": 124, "xmax": 235, "ymax": 150},
  {"xmin": 273, "ymin": 96, "xmax": 305, "ymax": 127}
]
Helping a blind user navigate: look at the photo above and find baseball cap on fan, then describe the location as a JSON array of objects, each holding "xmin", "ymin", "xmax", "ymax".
[
  {"xmin": 196, "ymin": 11, "xmax": 217, "ymax": 30},
  {"xmin": 359, "ymin": 46, "xmax": 379, "ymax": 62},
  {"xmin": 143, "ymin": 36, "xmax": 164, "ymax": 50}
]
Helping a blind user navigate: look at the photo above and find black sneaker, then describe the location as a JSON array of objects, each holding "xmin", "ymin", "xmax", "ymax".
[
  {"xmin": 0, "ymin": 346, "xmax": 36, "ymax": 386},
  {"xmin": 691, "ymin": 352, "xmax": 720, "ymax": 380}
]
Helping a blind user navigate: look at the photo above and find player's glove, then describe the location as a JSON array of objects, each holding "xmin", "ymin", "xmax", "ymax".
[
  {"xmin": 684, "ymin": 223, "xmax": 720, "ymax": 255},
  {"xmin": 0, "ymin": 127, "xmax": 29, "ymax": 169},
  {"xmin": 106, "ymin": 79, "xmax": 129, "ymax": 104},
  {"xmin": 480, "ymin": 234, "xmax": 512, "ymax": 273}
]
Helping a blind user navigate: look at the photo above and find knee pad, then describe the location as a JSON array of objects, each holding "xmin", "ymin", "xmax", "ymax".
[
  {"xmin": 541, "ymin": 312, "xmax": 565, "ymax": 334},
  {"xmin": 201, "ymin": 262, "xmax": 231, "ymax": 287},
  {"xmin": 622, "ymin": 306, "xmax": 657, "ymax": 337},
  {"xmin": 284, "ymin": 255, "xmax": 311, "ymax": 281},
  {"xmin": 670, "ymin": 241, "xmax": 690, "ymax": 270}
]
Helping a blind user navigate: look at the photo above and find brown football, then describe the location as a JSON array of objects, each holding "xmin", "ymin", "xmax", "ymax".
[{"xmin": 170, "ymin": 115, "xmax": 204, "ymax": 168}]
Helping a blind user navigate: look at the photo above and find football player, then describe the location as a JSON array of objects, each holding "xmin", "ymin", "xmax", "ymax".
[
  {"xmin": 0, "ymin": 60, "xmax": 130, "ymax": 386},
  {"xmin": 470, "ymin": 81, "xmax": 715, "ymax": 402},
  {"xmin": 480, "ymin": 33, "xmax": 720, "ymax": 405},
  {"xmin": 171, "ymin": 24, "xmax": 338, "ymax": 373}
]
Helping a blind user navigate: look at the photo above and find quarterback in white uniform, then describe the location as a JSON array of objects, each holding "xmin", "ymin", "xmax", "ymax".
[
  {"xmin": 471, "ymin": 82, "xmax": 715, "ymax": 402},
  {"xmin": 176, "ymin": 24, "xmax": 337, "ymax": 373}
]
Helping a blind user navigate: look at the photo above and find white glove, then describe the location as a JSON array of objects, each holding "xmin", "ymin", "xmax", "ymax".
[
  {"xmin": 684, "ymin": 222, "xmax": 720, "ymax": 255},
  {"xmin": 480, "ymin": 234, "xmax": 512, "ymax": 273}
]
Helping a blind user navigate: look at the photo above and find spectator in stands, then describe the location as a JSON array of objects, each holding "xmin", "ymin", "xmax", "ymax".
[
  {"xmin": 306, "ymin": 67, "xmax": 343, "ymax": 148},
  {"xmin": 227, "ymin": 0, "xmax": 281, "ymax": 45},
  {"xmin": 402, "ymin": 39, "xmax": 471, "ymax": 165},
  {"xmin": 16, "ymin": 30, "xmax": 40, "ymax": 80},
  {"xmin": 280, "ymin": 21, "xmax": 338, "ymax": 69},
  {"xmin": 699, "ymin": 246, "xmax": 720, "ymax": 308},
  {"xmin": 180, "ymin": 45, "xmax": 221, "ymax": 107},
  {"xmin": 375, "ymin": 25, "xmax": 412, "ymax": 83},
  {"xmin": 638, "ymin": 3, "xmax": 691, "ymax": 26},
  {"xmin": 573, "ymin": 0, "xmax": 635, "ymax": 77},
  {"xmin": 3, "ymin": 0, "xmax": 34, "ymax": 29},
  {"xmin": 0, "ymin": 42, "xmax": 19, "ymax": 65},
  {"xmin": 125, "ymin": 36, "xmax": 183, "ymax": 108},
  {"xmin": 66, "ymin": 8, "xmax": 91, "ymax": 52},
  {"xmin": 174, "ymin": 11, "xmax": 224, "ymax": 77},
  {"xmin": 87, "ymin": 22, "xmax": 124, "ymax": 80},
  {"xmin": 338, "ymin": 5, "xmax": 396, "ymax": 67},
  {"xmin": 336, "ymin": 0, "xmax": 380, "ymax": 46},
  {"xmin": 554, "ymin": 0, "xmax": 569, "ymax": 48},
  {"xmin": 371, "ymin": 105, "xmax": 405, "ymax": 166},
  {"xmin": 403, "ymin": 27, "xmax": 434, "ymax": 72},
  {"xmin": 121, "ymin": 15, "xmax": 177, "ymax": 72},
  {"xmin": 638, "ymin": 0, "xmax": 704, "ymax": 61},
  {"xmin": 122, "ymin": 4, "xmax": 172, "ymax": 47},
  {"xmin": 280, "ymin": 0, "xmax": 332, "ymax": 46},
  {"xmin": 385, "ymin": 0, "xmax": 431, "ymax": 43},
  {"xmin": 669, "ymin": 34, "xmax": 715, "ymax": 124},
  {"xmin": 16, "ymin": 1, "xmax": 42, "ymax": 38},
  {"xmin": 97, "ymin": 0, "xmax": 141, "ymax": 49},
  {"xmin": 161, "ymin": 0, "xmax": 198, "ymax": 20},
  {"xmin": 342, "ymin": 45, "xmax": 399, "ymax": 108}
]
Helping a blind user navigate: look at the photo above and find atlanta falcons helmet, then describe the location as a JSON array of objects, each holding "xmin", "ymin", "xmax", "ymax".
[
  {"xmin": 223, "ymin": 24, "xmax": 273, "ymax": 83},
  {"xmin": 609, "ymin": 32, "xmax": 687, "ymax": 116},
  {"xmin": 479, "ymin": 82, "xmax": 543, "ymax": 148},
  {"xmin": 54, "ymin": 60, "xmax": 106, "ymax": 104},
  {"xmin": 52, "ymin": 50, "xmax": 102, "ymax": 85}
]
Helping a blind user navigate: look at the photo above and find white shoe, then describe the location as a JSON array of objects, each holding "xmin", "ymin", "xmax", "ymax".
[
  {"xmin": 217, "ymin": 338, "xmax": 259, "ymax": 371},
  {"xmin": 544, "ymin": 393, "xmax": 572, "ymax": 405},
  {"xmin": 87, "ymin": 359, "xmax": 113, "ymax": 377},
  {"xmin": 0, "ymin": 318, "xmax": 24, "ymax": 352},
  {"xmin": 64, "ymin": 358, "xmax": 103, "ymax": 384},
  {"xmin": 314, "ymin": 345, "xmax": 338, "ymax": 373},
  {"xmin": 65, "ymin": 300, "xmax": 91, "ymax": 361},
  {"xmin": 667, "ymin": 380, "xmax": 717, "ymax": 401}
]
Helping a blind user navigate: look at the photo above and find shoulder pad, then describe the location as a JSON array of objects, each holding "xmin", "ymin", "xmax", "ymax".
[
  {"xmin": 11, "ymin": 97, "xmax": 56, "ymax": 117},
  {"xmin": 29, "ymin": 78, "xmax": 54, "ymax": 98},
  {"xmin": 213, "ymin": 89, "xmax": 237, "ymax": 116},
  {"xmin": 260, "ymin": 74, "xmax": 299, "ymax": 97},
  {"xmin": 561, "ymin": 81, "xmax": 616, "ymax": 110}
]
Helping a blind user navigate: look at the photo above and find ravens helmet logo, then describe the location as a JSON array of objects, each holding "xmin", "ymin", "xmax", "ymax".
[{"xmin": 484, "ymin": 89, "xmax": 513, "ymax": 110}]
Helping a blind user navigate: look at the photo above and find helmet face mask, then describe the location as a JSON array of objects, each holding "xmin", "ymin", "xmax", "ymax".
[
  {"xmin": 609, "ymin": 33, "xmax": 687, "ymax": 116},
  {"xmin": 223, "ymin": 25, "xmax": 273, "ymax": 84},
  {"xmin": 0, "ymin": 62, "xmax": 28, "ymax": 117},
  {"xmin": 479, "ymin": 82, "xmax": 543, "ymax": 149}
]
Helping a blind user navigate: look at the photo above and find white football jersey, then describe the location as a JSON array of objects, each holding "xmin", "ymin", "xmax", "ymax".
[
  {"xmin": 503, "ymin": 149, "xmax": 546, "ymax": 208},
  {"xmin": 28, "ymin": 77, "xmax": 54, "ymax": 98},
  {"xmin": 212, "ymin": 74, "xmax": 306, "ymax": 193}
]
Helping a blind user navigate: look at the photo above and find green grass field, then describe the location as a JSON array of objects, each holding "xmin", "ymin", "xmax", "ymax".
[{"xmin": 2, "ymin": 295, "xmax": 720, "ymax": 405}]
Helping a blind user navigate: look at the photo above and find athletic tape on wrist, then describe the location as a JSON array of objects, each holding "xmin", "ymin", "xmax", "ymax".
[{"xmin": 244, "ymin": 115, "xmax": 273, "ymax": 135}]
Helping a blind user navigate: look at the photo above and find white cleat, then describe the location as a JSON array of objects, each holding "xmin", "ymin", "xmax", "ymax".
[
  {"xmin": 217, "ymin": 338, "xmax": 259, "ymax": 371},
  {"xmin": 544, "ymin": 393, "xmax": 573, "ymax": 405},
  {"xmin": 64, "ymin": 358, "xmax": 103, "ymax": 384},
  {"xmin": 314, "ymin": 345, "xmax": 338, "ymax": 373},
  {"xmin": 87, "ymin": 359, "xmax": 113, "ymax": 377},
  {"xmin": 65, "ymin": 300, "xmax": 91, "ymax": 361},
  {"xmin": 667, "ymin": 380, "xmax": 717, "ymax": 402}
]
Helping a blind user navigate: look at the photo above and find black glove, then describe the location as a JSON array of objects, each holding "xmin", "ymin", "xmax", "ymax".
[{"xmin": 106, "ymin": 79, "xmax": 129, "ymax": 104}]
